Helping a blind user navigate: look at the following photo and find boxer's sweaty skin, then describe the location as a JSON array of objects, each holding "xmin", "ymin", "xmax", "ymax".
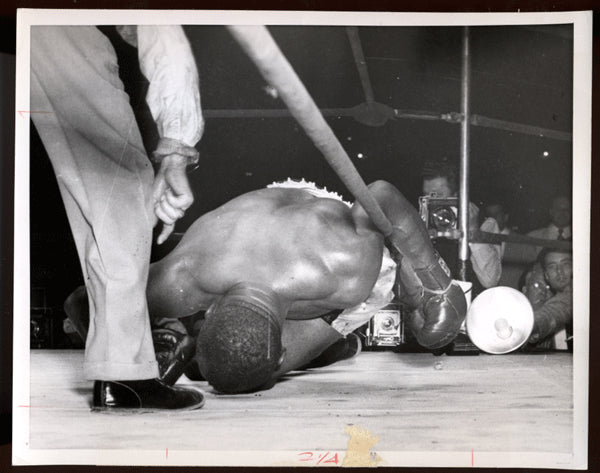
[{"xmin": 147, "ymin": 188, "xmax": 385, "ymax": 320}]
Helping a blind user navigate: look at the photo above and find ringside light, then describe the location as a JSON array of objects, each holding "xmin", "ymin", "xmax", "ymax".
[{"xmin": 466, "ymin": 287, "xmax": 534, "ymax": 354}]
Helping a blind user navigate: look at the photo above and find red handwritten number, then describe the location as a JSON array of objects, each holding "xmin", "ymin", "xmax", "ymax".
[{"xmin": 298, "ymin": 452, "xmax": 338, "ymax": 465}]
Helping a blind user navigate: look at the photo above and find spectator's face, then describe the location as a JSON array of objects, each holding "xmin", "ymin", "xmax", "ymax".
[
  {"xmin": 484, "ymin": 204, "xmax": 508, "ymax": 230},
  {"xmin": 550, "ymin": 197, "xmax": 571, "ymax": 228},
  {"xmin": 422, "ymin": 176, "xmax": 454, "ymax": 198},
  {"xmin": 543, "ymin": 252, "xmax": 573, "ymax": 292}
]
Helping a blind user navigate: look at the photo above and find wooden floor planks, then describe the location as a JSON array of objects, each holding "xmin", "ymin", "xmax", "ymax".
[{"xmin": 25, "ymin": 350, "xmax": 573, "ymax": 455}]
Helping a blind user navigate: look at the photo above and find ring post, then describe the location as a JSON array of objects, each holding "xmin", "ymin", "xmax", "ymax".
[{"xmin": 458, "ymin": 26, "xmax": 471, "ymax": 281}]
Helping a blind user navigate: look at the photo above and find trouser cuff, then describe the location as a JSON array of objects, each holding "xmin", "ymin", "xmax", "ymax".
[{"xmin": 84, "ymin": 360, "xmax": 159, "ymax": 381}]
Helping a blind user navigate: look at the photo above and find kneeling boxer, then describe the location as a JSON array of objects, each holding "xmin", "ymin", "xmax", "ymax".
[{"xmin": 66, "ymin": 180, "xmax": 467, "ymax": 394}]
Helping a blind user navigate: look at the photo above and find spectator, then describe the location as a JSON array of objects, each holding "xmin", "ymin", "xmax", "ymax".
[
  {"xmin": 421, "ymin": 159, "xmax": 501, "ymax": 294},
  {"xmin": 529, "ymin": 195, "xmax": 572, "ymax": 242},
  {"xmin": 503, "ymin": 195, "xmax": 572, "ymax": 266},
  {"xmin": 483, "ymin": 202, "xmax": 510, "ymax": 256},
  {"xmin": 484, "ymin": 202, "xmax": 525, "ymax": 289},
  {"xmin": 522, "ymin": 249, "xmax": 573, "ymax": 351}
]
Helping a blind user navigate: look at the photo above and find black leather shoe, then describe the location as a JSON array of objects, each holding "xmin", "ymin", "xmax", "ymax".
[
  {"xmin": 93, "ymin": 379, "xmax": 205, "ymax": 411},
  {"xmin": 153, "ymin": 328, "xmax": 196, "ymax": 386}
]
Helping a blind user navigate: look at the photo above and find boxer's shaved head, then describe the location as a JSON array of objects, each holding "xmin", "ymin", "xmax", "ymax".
[{"xmin": 196, "ymin": 284, "xmax": 284, "ymax": 394}]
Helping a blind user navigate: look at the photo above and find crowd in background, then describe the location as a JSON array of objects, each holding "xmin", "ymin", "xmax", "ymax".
[{"xmin": 420, "ymin": 159, "xmax": 573, "ymax": 352}]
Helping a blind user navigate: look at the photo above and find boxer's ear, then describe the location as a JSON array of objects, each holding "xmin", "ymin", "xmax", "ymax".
[{"xmin": 277, "ymin": 347, "xmax": 287, "ymax": 369}]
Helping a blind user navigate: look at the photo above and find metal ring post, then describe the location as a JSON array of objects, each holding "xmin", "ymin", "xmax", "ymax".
[{"xmin": 458, "ymin": 26, "xmax": 471, "ymax": 281}]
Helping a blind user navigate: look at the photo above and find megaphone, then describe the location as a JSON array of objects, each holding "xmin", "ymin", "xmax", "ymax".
[{"xmin": 466, "ymin": 287, "xmax": 534, "ymax": 354}]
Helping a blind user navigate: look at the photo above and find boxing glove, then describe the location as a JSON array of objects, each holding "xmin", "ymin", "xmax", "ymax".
[
  {"xmin": 152, "ymin": 328, "xmax": 196, "ymax": 385},
  {"xmin": 414, "ymin": 282, "xmax": 467, "ymax": 349},
  {"xmin": 394, "ymin": 252, "xmax": 467, "ymax": 349}
]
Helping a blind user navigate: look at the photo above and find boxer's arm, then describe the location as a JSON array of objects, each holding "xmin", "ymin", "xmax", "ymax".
[
  {"xmin": 353, "ymin": 180, "xmax": 438, "ymax": 270},
  {"xmin": 273, "ymin": 318, "xmax": 343, "ymax": 378},
  {"xmin": 146, "ymin": 255, "xmax": 213, "ymax": 320},
  {"xmin": 355, "ymin": 180, "xmax": 466, "ymax": 349}
]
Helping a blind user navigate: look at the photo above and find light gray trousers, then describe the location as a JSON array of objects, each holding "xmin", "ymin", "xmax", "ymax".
[{"xmin": 31, "ymin": 26, "xmax": 159, "ymax": 380}]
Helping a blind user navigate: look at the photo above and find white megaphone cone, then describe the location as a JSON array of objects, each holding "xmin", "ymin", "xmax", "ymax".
[{"xmin": 466, "ymin": 287, "xmax": 534, "ymax": 354}]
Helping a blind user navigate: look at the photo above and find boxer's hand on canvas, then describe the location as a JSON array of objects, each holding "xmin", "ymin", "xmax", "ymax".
[{"xmin": 153, "ymin": 154, "xmax": 194, "ymax": 245}]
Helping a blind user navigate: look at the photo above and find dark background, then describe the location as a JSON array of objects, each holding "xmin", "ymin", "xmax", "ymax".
[
  {"xmin": 30, "ymin": 23, "xmax": 575, "ymax": 319},
  {"xmin": 1, "ymin": 2, "xmax": 599, "ymax": 473}
]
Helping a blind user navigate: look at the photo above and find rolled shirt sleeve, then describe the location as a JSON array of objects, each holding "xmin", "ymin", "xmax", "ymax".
[
  {"xmin": 136, "ymin": 25, "xmax": 204, "ymax": 148},
  {"xmin": 469, "ymin": 216, "xmax": 502, "ymax": 288}
]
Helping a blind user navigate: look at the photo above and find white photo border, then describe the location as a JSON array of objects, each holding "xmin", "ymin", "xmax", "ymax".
[{"xmin": 13, "ymin": 9, "xmax": 592, "ymax": 468}]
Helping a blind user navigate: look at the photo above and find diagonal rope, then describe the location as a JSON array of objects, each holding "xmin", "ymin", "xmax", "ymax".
[{"xmin": 227, "ymin": 25, "xmax": 393, "ymax": 237}]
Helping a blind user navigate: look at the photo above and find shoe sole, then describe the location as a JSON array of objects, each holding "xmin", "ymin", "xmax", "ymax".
[{"xmin": 91, "ymin": 397, "xmax": 205, "ymax": 413}]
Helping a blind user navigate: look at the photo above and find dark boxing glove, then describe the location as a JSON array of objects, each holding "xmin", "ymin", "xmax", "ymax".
[
  {"xmin": 415, "ymin": 282, "xmax": 467, "ymax": 349},
  {"xmin": 386, "ymin": 211, "xmax": 468, "ymax": 349},
  {"xmin": 152, "ymin": 328, "xmax": 196, "ymax": 386},
  {"xmin": 395, "ymin": 254, "xmax": 467, "ymax": 350}
]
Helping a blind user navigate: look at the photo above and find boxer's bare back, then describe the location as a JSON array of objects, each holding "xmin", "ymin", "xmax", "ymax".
[{"xmin": 147, "ymin": 188, "xmax": 385, "ymax": 320}]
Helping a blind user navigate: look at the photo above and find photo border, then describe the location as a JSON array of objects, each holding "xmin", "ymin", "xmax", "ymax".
[{"xmin": 13, "ymin": 9, "xmax": 592, "ymax": 468}]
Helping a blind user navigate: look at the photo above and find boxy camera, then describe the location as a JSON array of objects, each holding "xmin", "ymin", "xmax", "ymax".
[
  {"xmin": 365, "ymin": 305, "xmax": 403, "ymax": 347},
  {"xmin": 418, "ymin": 195, "xmax": 460, "ymax": 240}
]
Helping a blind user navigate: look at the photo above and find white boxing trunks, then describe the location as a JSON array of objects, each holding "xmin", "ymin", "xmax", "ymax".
[{"xmin": 331, "ymin": 246, "xmax": 396, "ymax": 336}]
